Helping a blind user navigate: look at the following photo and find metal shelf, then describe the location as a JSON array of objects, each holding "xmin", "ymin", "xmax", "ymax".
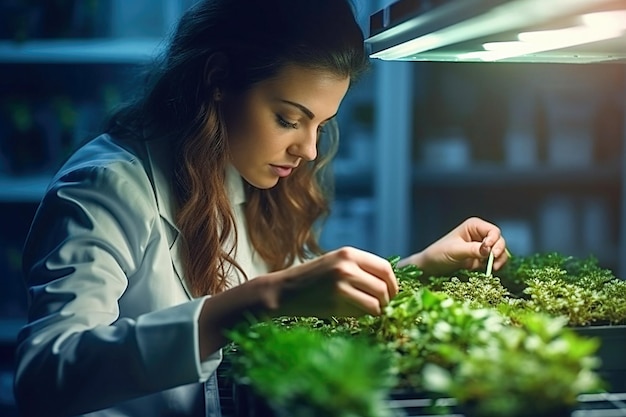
[
  {"xmin": 0, "ymin": 38, "xmax": 163, "ymax": 64},
  {"xmin": 0, "ymin": 319, "xmax": 24, "ymax": 344},
  {"xmin": 0, "ymin": 175, "xmax": 50, "ymax": 203},
  {"xmin": 412, "ymin": 164, "xmax": 621, "ymax": 188},
  {"xmin": 385, "ymin": 392, "xmax": 626, "ymax": 416}
]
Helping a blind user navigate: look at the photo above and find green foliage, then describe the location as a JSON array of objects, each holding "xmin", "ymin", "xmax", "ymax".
[
  {"xmin": 225, "ymin": 253, "xmax": 612, "ymax": 416},
  {"xmin": 270, "ymin": 315, "xmax": 362, "ymax": 337},
  {"xmin": 430, "ymin": 252, "xmax": 626, "ymax": 326},
  {"xmin": 440, "ymin": 273, "xmax": 513, "ymax": 309},
  {"xmin": 359, "ymin": 288, "xmax": 507, "ymax": 390},
  {"xmin": 388, "ymin": 255, "xmax": 424, "ymax": 293},
  {"xmin": 358, "ymin": 286, "xmax": 603, "ymax": 415},
  {"xmin": 226, "ymin": 322, "xmax": 398, "ymax": 417},
  {"xmin": 423, "ymin": 312, "xmax": 603, "ymax": 417}
]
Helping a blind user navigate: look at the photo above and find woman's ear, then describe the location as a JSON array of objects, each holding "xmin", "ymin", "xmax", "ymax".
[{"xmin": 204, "ymin": 52, "xmax": 229, "ymax": 92}]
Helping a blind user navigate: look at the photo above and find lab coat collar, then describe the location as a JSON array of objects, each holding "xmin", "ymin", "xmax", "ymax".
[
  {"xmin": 144, "ymin": 138, "xmax": 179, "ymax": 230},
  {"xmin": 225, "ymin": 163, "xmax": 246, "ymax": 206},
  {"xmin": 143, "ymin": 138, "xmax": 195, "ymax": 298},
  {"xmin": 144, "ymin": 139, "xmax": 247, "ymax": 226}
]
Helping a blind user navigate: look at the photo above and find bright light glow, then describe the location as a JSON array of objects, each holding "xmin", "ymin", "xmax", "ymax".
[
  {"xmin": 517, "ymin": 26, "xmax": 605, "ymax": 43},
  {"xmin": 371, "ymin": 33, "xmax": 444, "ymax": 60},
  {"xmin": 482, "ymin": 41, "xmax": 530, "ymax": 51},
  {"xmin": 369, "ymin": 0, "xmax": 555, "ymax": 60},
  {"xmin": 582, "ymin": 10, "xmax": 626, "ymax": 31},
  {"xmin": 459, "ymin": 12, "xmax": 626, "ymax": 62},
  {"xmin": 366, "ymin": 0, "xmax": 612, "ymax": 60},
  {"xmin": 460, "ymin": 27, "xmax": 622, "ymax": 61}
]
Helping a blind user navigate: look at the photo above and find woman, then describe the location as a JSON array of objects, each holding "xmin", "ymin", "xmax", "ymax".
[{"xmin": 13, "ymin": 0, "xmax": 508, "ymax": 416}]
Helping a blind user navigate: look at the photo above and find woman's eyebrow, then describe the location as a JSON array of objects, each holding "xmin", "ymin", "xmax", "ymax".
[
  {"xmin": 280, "ymin": 100, "xmax": 315, "ymax": 119},
  {"xmin": 280, "ymin": 99, "xmax": 338, "ymax": 122}
]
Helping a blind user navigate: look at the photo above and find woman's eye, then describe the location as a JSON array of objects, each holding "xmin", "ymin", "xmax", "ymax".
[{"xmin": 276, "ymin": 115, "xmax": 298, "ymax": 129}]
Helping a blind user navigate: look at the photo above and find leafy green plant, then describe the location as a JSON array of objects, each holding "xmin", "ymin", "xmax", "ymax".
[
  {"xmin": 357, "ymin": 286, "xmax": 603, "ymax": 414},
  {"xmin": 423, "ymin": 312, "xmax": 603, "ymax": 417},
  {"xmin": 224, "ymin": 253, "xmax": 610, "ymax": 416},
  {"xmin": 226, "ymin": 322, "xmax": 398, "ymax": 417},
  {"xmin": 426, "ymin": 252, "xmax": 626, "ymax": 326},
  {"xmin": 358, "ymin": 288, "xmax": 507, "ymax": 390}
]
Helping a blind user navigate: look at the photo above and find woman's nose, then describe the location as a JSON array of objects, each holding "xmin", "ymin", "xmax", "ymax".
[{"xmin": 289, "ymin": 129, "xmax": 318, "ymax": 161}]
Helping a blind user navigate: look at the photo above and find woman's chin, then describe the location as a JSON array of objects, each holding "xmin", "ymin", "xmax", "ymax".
[{"xmin": 245, "ymin": 175, "xmax": 280, "ymax": 190}]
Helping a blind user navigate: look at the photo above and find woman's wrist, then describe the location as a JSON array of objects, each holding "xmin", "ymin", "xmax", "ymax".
[
  {"xmin": 398, "ymin": 252, "xmax": 425, "ymax": 269},
  {"xmin": 398, "ymin": 251, "xmax": 444, "ymax": 278},
  {"xmin": 197, "ymin": 275, "xmax": 278, "ymax": 358},
  {"xmin": 251, "ymin": 272, "xmax": 284, "ymax": 317}
]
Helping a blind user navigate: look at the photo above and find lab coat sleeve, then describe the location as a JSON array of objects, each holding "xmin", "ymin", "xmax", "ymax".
[{"xmin": 13, "ymin": 159, "xmax": 217, "ymax": 417}]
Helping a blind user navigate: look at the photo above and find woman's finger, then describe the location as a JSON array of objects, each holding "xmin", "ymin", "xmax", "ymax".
[
  {"xmin": 491, "ymin": 237, "xmax": 509, "ymax": 270},
  {"xmin": 332, "ymin": 247, "xmax": 399, "ymax": 299},
  {"xmin": 335, "ymin": 280, "xmax": 386, "ymax": 316},
  {"xmin": 346, "ymin": 269, "xmax": 394, "ymax": 308},
  {"xmin": 465, "ymin": 217, "xmax": 502, "ymax": 247},
  {"xmin": 352, "ymin": 249, "xmax": 399, "ymax": 297}
]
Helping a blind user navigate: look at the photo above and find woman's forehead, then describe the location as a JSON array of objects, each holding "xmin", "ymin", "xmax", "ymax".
[{"xmin": 255, "ymin": 66, "xmax": 351, "ymax": 116}]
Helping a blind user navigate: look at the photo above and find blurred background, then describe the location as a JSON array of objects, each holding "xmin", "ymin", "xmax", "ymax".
[{"xmin": 0, "ymin": 0, "xmax": 624, "ymax": 414}]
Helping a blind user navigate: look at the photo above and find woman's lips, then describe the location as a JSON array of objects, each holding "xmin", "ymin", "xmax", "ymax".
[{"xmin": 270, "ymin": 164, "xmax": 294, "ymax": 177}]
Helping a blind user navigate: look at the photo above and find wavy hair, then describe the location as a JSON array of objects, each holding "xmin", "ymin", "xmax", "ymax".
[{"xmin": 106, "ymin": 0, "xmax": 369, "ymax": 296}]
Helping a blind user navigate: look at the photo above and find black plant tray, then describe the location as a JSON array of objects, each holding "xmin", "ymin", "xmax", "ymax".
[
  {"xmin": 573, "ymin": 325, "xmax": 626, "ymax": 393},
  {"xmin": 219, "ymin": 387, "xmax": 626, "ymax": 417},
  {"xmin": 217, "ymin": 356, "xmax": 626, "ymax": 417}
]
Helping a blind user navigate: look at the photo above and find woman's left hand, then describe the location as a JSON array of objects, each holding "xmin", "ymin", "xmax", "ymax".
[{"xmin": 400, "ymin": 217, "xmax": 508, "ymax": 276}]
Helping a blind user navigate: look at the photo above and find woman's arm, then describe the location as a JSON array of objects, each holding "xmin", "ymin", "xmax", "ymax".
[
  {"xmin": 197, "ymin": 246, "xmax": 398, "ymax": 359},
  {"xmin": 15, "ymin": 155, "xmax": 216, "ymax": 416}
]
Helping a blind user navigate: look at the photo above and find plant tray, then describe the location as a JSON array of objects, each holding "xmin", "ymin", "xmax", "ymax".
[
  {"xmin": 574, "ymin": 325, "xmax": 626, "ymax": 393},
  {"xmin": 217, "ymin": 390, "xmax": 626, "ymax": 417},
  {"xmin": 217, "ymin": 357, "xmax": 626, "ymax": 417}
]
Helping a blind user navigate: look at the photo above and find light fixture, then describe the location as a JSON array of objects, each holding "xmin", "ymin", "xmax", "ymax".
[{"xmin": 366, "ymin": 0, "xmax": 626, "ymax": 63}]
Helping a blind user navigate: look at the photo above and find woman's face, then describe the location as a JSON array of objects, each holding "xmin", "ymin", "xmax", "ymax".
[{"xmin": 223, "ymin": 64, "xmax": 350, "ymax": 189}]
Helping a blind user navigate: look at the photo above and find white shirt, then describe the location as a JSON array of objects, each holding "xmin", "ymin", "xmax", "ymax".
[
  {"xmin": 14, "ymin": 133, "xmax": 268, "ymax": 417},
  {"xmin": 224, "ymin": 164, "xmax": 269, "ymax": 287}
]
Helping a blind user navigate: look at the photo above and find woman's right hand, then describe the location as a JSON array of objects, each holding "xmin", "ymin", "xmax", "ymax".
[
  {"xmin": 197, "ymin": 247, "xmax": 397, "ymax": 358},
  {"xmin": 260, "ymin": 247, "xmax": 398, "ymax": 318}
]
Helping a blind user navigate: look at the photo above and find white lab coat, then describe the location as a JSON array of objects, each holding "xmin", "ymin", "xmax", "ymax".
[{"xmin": 14, "ymin": 133, "xmax": 269, "ymax": 416}]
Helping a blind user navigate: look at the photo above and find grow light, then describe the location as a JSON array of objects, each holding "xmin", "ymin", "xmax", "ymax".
[{"xmin": 366, "ymin": 0, "xmax": 626, "ymax": 63}]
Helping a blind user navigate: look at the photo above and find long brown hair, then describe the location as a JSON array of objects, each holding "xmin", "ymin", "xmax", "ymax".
[{"xmin": 106, "ymin": 0, "xmax": 369, "ymax": 296}]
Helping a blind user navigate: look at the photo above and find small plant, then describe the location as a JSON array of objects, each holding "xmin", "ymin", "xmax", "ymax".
[
  {"xmin": 423, "ymin": 312, "xmax": 603, "ymax": 417},
  {"xmin": 226, "ymin": 322, "xmax": 398, "ymax": 417},
  {"xmin": 357, "ymin": 286, "xmax": 603, "ymax": 415},
  {"xmin": 224, "ymin": 253, "xmax": 610, "ymax": 416},
  {"xmin": 358, "ymin": 288, "xmax": 508, "ymax": 390},
  {"xmin": 425, "ymin": 252, "xmax": 626, "ymax": 327}
]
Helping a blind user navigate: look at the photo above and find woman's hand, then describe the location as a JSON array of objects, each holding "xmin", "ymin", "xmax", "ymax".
[
  {"xmin": 261, "ymin": 247, "xmax": 399, "ymax": 318},
  {"xmin": 401, "ymin": 217, "xmax": 508, "ymax": 276},
  {"xmin": 197, "ymin": 247, "xmax": 397, "ymax": 358}
]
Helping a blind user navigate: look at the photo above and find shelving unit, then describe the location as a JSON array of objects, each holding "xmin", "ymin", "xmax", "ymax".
[
  {"xmin": 411, "ymin": 164, "xmax": 622, "ymax": 187},
  {"xmin": 0, "ymin": 7, "xmax": 194, "ymax": 415},
  {"xmin": 400, "ymin": 61, "xmax": 626, "ymax": 276},
  {"xmin": 0, "ymin": 40, "xmax": 161, "ymax": 330},
  {"xmin": 0, "ymin": 4, "xmax": 191, "ymax": 384},
  {"xmin": 0, "ymin": 38, "xmax": 163, "ymax": 204}
]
